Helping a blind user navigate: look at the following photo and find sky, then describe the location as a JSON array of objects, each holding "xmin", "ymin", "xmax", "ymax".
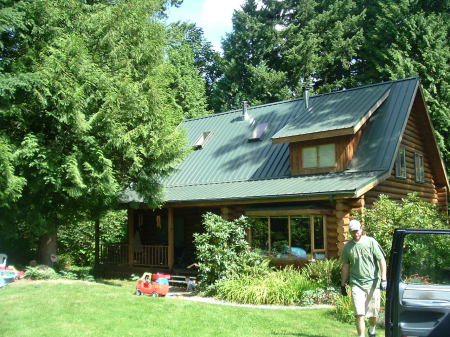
[{"xmin": 166, "ymin": 0, "xmax": 246, "ymax": 52}]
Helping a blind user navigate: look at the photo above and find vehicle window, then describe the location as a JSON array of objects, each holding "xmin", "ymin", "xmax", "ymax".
[{"xmin": 401, "ymin": 232, "xmax": 450, "ymax": 285}]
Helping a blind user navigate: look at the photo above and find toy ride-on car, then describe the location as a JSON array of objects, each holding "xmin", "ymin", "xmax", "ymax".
[{"xmin": 135, "ymin": 272, "xmax": 170, "ymax": 297}]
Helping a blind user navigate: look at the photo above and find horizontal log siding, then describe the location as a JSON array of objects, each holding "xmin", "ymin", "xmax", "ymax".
[
  {"xmin": 326, "ymin": 212, "xmax": 338, "ymax": 258},
  {"xmin": 365, "ymin": 98, "xmax": 447, "ymax": 210},
  {"xmin": 336, "ymin": 197, "xmax": 365, "ymax": 256}
]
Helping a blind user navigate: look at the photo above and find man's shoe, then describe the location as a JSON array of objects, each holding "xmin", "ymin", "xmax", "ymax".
[{"xmin": 368, "ymin": 328, "xmax": 376, "ymax": 337}]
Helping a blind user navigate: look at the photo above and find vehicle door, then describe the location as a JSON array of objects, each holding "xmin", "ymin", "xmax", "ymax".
[{"xmin": 386, "ymin": 228, "xmax": 450, "ymax": 337}]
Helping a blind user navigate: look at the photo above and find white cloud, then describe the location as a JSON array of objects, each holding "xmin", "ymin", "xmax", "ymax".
[
  {"xmin": 199, "ymin": 0, "xmax": 244, "ymax": 25},
  {"xmin": 198, "ymin": 0, "xmax": 245, "ymax": 51}
]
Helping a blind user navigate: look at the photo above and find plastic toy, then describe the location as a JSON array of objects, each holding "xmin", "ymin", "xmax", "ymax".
[{"xmin": 135, "ymin": 272, "xmax": 169, "ymax": 297}]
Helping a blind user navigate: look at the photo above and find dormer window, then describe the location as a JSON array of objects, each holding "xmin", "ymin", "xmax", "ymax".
[
  {"xmin": 249, "ymin": 122, "xmax": 269, "ymax": 141},
  {"xmin": 193, "ymin": 131, "xmax": 212, "ymax": 149},
  {"xmin": 302, "ymin": 144, "xmax": 336, "ymax": 168}
]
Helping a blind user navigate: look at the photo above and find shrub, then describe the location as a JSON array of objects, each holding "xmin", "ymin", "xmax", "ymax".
[
  {"xmin": 59, "ymin": 266, "xmax": 94, "ymax": 281},
  {"xmin": 301, "ymin": 259, "xmax": 341, "ymax": 288},
  {"xmin": 24, "ymin": 265, "xmax": 60, "ymax": 280},
  {"xmin": 194, "ymin": 213, "xmax": 270, "ymax": 287},
  {"xmin": 298, "ymin": 287, "xmax": 339, "ymax": 306},
  {"xmin": 359, "ymin": 193, "xmax": 447, "ymax": 258},
  {"xmin": 24, "ymin": 265, "xmax": 94, "ymax": 281},
  {"xmin": 212, "ymin": 266, "xmax": 319, "ymax": 305}
]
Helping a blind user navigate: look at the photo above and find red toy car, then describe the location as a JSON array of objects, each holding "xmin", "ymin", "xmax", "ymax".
[{"xmin": 135, "ymin": 272, "xmax": 169, "ymax": 297}]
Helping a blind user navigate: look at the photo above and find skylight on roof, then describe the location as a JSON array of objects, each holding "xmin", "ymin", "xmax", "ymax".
[
  {"xmin": 249, "ymin": 122, "xmax": 269, "ymax": 141},
  {"xmin": 193, "ymin": 131, "xmax": 212, "ymax": 149}
]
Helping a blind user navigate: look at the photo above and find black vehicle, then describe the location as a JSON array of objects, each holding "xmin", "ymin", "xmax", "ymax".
[{"xmin": 386, "ymin": 228, "xmax": 450, "ymax": 337}]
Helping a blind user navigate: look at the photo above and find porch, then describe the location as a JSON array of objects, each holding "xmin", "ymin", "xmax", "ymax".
[{"xmin": 99, "ymin": 243, "xmax": 169, "ymax": 267}]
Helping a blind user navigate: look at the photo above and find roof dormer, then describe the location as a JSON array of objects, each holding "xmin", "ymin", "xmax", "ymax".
[{"xmin": 274, "ymin": 83, "xmax": 391, "ymax": 175}]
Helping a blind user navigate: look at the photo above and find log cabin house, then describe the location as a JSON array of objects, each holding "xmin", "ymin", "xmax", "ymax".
[{"xmin": 98, "ymin": 77, "xmax": 448, "ymax": 276}]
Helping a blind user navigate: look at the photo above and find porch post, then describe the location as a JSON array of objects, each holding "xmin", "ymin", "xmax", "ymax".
[
  {"xmin": 128, "ymin": 208, "xmax": 134, "ymax": 266},
  {"xmin": 168, "ymin": 207, "xmax": 174, "ymax": 271}
]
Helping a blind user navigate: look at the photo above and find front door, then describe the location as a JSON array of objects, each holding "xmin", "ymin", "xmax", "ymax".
[{"xmin": 386, "ymin": 228, "xmax": 450, "ymax": 337}]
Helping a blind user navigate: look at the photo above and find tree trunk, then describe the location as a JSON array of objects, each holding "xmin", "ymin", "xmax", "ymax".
[
  {"xmin": 95, "ymin": 218, "xmax": 100, "ymax": 266},
  {"xmin": 38, "ymin": 233, "xmax": 57, "ymax": 266}
]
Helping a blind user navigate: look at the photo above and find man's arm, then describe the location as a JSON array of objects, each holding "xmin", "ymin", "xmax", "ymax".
[
  {"xmin": 341, "ymin": 263, "xmax": 350, "ymax": 286},
  {"xmin": 379, "ymin": 255, "xmax": 387, "ymax": 281}
]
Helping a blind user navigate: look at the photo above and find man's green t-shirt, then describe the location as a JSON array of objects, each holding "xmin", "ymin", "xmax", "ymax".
[{"xmin": 342, "ymin": 235, "xmax": 384, "ymax": 290}]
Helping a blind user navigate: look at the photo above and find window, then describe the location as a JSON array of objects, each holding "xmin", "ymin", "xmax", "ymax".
[
  {"xmin": 302, "ymin": 144, "xmax": 336, "ymax": 168},
  {"xmin": 414, "ymin": 152, "xmax": 424, "ymax": 183},
  {"xmin": 193, "ymin": 131, "xmax": 212, "ymax": 149},
  {"xmin": 248, "ymin": 215, "xmax": 326, "ymax": 259},
  {"xmin": 395, "ymin": 146, "xmax": 406, "ymax": 178},
  {"xmin": 400, "ymin": 232, "xmax": 450, "ymax": 285}
]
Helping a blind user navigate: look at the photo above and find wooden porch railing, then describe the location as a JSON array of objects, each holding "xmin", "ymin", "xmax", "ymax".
[{"xmin": 100, "ymin": 243, "xmax": 168, "ymax": 267}]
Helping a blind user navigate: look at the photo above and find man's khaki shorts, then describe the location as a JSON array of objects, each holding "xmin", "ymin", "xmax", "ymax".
[{"xmin": 351, "ymin": 285, "xmax": 380, "ymax": 317}]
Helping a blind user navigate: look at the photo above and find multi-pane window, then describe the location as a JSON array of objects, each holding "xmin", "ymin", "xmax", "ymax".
[
  {"xmin": 395, "ymin": 146, "xmax": 406, "ymax": 178},
  {"xmin": 248, "ymin": 215, "xmax": 326, "ymax": 260},
  {"xmin": 302, "ymin": 144, "xmax": 336, "ymax": 168},
  {"xmin": 414, "ymin": 152, "xmax": 424, "ymax": 183}
]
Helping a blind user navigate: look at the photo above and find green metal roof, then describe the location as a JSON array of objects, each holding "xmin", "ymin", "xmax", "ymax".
[
  {"xmin": 122, "ymin": 77, "xmax": 420, "ymax": 204},
  {"xmin": 272, "ymin": 83, "xmax": 392, "ymax": 141}
]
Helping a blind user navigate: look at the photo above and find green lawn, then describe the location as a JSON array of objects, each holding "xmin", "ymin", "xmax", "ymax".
[{"xmin": 0, "ymin": 280, "xmax": 385, "ymax": 337}]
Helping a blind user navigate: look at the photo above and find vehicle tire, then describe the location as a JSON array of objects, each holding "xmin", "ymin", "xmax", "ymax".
[
  {"xmin": 151, "ymin": 292, "xmax": 159, "ymax": 297},
  {"xmin": 135, "ymin": 290, "xmax": 142, "ymax": 296}
]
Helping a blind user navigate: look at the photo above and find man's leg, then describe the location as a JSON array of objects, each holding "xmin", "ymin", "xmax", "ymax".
[
  {"xmin": 366, "ymin": 287, "xmax": 381, "ymax": 336},
  {"xmin": 352, "ymin": 286, "xmax": 368, "ymax": 337},
  {"xmin": 356, "ymin": 315, "xmax": 366, "ymax": 337},
  {"xmin": 368, "ymin": 316, "xmax": 377, "ymax": 335}
]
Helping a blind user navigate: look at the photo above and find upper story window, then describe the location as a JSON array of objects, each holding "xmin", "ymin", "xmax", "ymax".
[
  {"xmin": 395, "ymin": 146, "xmax": 406, "ymax": 178},
  {"xmin": 415, "ymin": 152, "xmax": 425, "ymax": 183},
  {"xmin": 302, "ymin": 143, "xmax": 336, "ymax": 168}
]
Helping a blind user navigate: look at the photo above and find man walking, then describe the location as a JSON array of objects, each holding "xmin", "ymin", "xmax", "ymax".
[{"xmin": 341, "ymin": 219, "xmax": 387, "ymax": 337}]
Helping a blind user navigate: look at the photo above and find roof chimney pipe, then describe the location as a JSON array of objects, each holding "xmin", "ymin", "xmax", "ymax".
[
  {"xmin": 302, "ymin": 86, "xmax": 310, "ymax": 110},
  {"xmin": 242, "ymin": 100, "xmax": 250, "ymax": 121}
]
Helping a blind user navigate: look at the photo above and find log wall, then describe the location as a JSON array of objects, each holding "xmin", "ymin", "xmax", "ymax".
[
  {"xmin": 334, "ymin": 197, "xmax": 365, "ymax": 257},
  {"xmin": 365, "ymin": 96, "xmax": 448, "ymax": 211}
]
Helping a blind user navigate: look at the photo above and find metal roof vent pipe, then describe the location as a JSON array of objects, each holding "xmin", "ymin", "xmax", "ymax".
[
  {"xmin": 242, "ymin": 100, "xmax": 250, "ymax": 121},
  {"xmin": 302, "ymin": 86, "xmax": 310, "ymax": 110}
]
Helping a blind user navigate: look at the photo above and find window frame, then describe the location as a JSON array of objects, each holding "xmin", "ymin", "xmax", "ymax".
[
  {"xmin": 247, "ymin": 213, "xmax": 327, "ymax": 260},
  {"xmin": 395, "ymin": 146, "xmax": 406, "ymax": 179},
  {"xmin": 414, "ymin": 152, "xmax": 425, "ymax": 183},
  {"xmin": 301, "ymin": 143, "xmax": 336, "ymax": 169}
]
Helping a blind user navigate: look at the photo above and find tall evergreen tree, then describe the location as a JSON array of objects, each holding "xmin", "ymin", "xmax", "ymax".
[
  {"xmin": 357, "ymin": 0, "xmax": 449, "ymax": 166},
  {"xmin": 213, "ymin": 0, "xmax": 291, "ymax": 111},
  {"xmin": 166, "ymin": 23, "xmax": 209, "ymax": 119},
  {"xmin": 214, "ymin": 0, "xmax": 449, "ymax": 170},
  {"xmin": 169, "ymin": 22, "xmax": 223, "ymax": 112},
  {"xmin": 0, "ymin": 0, "xmax": 189, "ymax": 264}
]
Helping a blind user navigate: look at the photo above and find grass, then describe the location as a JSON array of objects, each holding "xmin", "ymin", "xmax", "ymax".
[{"xmin": 0, "ymin": 280, "xmax": 385, "ymax": 337}]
